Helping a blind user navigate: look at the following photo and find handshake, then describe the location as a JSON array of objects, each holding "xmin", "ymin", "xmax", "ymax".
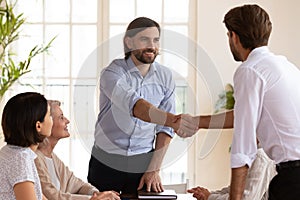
[
  {"xmin": 134, "ymin": 99, "xmax": 233, "ymax": 137},
  {"xmin": 170, "ymin": 114, "xmax": 200, "ymax": 138},
  {"xmin": 166, "ymin": 110, "xmax": 234, "ymax": 138}
]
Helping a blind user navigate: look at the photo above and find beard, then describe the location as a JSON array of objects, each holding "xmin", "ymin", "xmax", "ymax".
[
  {"xmin": 229, "ymin": 41, "xmax": 242, "ymax": 62},
  {"xmin": 232, "ymin": 50, "xmax": 241, "ymax": 61},
  {"xmin": 132, "ymin": 48, "xmax": 158, "ymax": 64}
]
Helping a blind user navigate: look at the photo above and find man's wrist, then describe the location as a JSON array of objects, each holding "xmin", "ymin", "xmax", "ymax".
[{"xmin": 165, "ymin": 112, "xmax": 176, "ymax": 129}]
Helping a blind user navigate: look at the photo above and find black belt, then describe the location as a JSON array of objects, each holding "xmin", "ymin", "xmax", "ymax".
[{"xmin": 276, "ymin": 160, "xmax": 300, "ymax": 172}]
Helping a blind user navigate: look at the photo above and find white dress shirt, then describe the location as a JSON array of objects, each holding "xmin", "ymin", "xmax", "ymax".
[{"xmin": 231, "ymin": 46, "xmax": 300, "ymax": 168}]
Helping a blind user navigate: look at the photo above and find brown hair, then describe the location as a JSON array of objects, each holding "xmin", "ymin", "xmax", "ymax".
[
  {"xmin": 2, "ymin": 92, "xmax": 48, "ymax": 147},
  {"xmin": 223, "ymin": 4, "xmax": 272, "ymax": 50},
  {"xmin": 123, "ymin": 17, "xmax": 160, "ymax": 59}
]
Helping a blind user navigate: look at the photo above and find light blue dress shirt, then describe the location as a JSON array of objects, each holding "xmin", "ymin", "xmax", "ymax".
[{"xmin": 94, "ymin": 57, "xmax": 176, "ymax": 156}]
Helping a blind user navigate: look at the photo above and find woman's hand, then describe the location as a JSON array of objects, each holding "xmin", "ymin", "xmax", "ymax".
[{"xmin": 90, "ymin": 191, "xmax": 121, "ymax": 200}]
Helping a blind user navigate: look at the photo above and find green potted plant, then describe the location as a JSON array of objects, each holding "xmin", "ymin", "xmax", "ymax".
[
  {"xmin": 214, "ymin": 83, "xmax": 235, "ymax": 152},
  {"xmin": 0, "ymin": 0, "xmax": 54, "ymax": 143},
  {"xmin": 0, "ymin": 0, "xmax": 54, "ymax": 99},
  {"xmin": 214, "ymin": 83, "xmax": 235, "ymax": 113}
]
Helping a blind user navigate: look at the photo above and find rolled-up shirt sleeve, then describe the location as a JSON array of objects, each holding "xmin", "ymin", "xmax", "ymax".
[
  {"xmin": 96, "ymin": 58, "xmax": 176, "ymax": 155},
  {"xmin": 155, "ymin": 78, "xmax": 176, "ymax": 137},
  {"xmin": 231, "ymin": 67, "xmax": 265, "ymax": 168},
  {"xmin": 100, "ymin": 65, "xmax": 142, "ymax": 116},
  {"xmin": 100, "ymin": 60, "xmax": 176, "ymax": 138}
]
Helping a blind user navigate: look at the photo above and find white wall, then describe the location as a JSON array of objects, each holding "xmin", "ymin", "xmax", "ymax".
[
  {"xmin": 190, "ymin": 0, "xmax": 300, "ymax": 190},
  {"xmin": 0, "ymin": 95, "xmax": 9, "ymax": 148}
]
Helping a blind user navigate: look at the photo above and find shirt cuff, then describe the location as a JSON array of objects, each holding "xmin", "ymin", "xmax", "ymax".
[
  {"xmin": 231, "ymin": 153, "xmax": 254, "ymax": 168},
  {"xmin": 156, "ymin": 125, "xmax": 175, "ymax": 137},
  {"xmin": 208, "ymin": 193, "xmax": 229, "ymax": 200},
  {"xmin": 129, "ymin": 96, "xmax": 142, "ymax": 116}
]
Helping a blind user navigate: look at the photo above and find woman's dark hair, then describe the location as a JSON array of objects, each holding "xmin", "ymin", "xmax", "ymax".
[
  {"xmin": 123, "ymin": 17, "xmax": 160, "ymax": 59},
  {"xmin": 223, "ymin": 4, "xmax": 272, "ymax": 50},
  {"xmin": 2, "ymin": 92, "xmax": 48, "ymax": 147}
]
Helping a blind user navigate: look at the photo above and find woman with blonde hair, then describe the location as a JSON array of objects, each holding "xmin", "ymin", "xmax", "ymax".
[{"xmin": 35, "ymin": 100, "xmax": 120, "ymax": 200}]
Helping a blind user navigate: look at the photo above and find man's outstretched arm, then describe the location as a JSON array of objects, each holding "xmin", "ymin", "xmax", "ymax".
[
  {"xmin": 176, "ymin": 110, "xmax": 234, "ymax": 137},
  {"xmin": 133, "ymin": 99, "xmax": 199, "ymax": 136}
]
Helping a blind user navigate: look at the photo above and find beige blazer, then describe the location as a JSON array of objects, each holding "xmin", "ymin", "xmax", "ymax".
[
  {"xmin": 208, "ymin": 148, "xmax": 276, "ymax": 200},
  {"xmin": 35, "ymin": 150, "xmax": 98, "ymax": 200}
]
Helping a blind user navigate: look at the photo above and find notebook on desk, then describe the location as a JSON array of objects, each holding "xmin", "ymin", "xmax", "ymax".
[{"xmin": 138, "ymin": 189, "xmax": 177, "ymax": 199}]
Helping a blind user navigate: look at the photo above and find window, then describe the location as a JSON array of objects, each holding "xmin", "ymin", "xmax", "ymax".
[{"xmin": 12, "ymin": 0, "xmax": 195, "ymax": 184}]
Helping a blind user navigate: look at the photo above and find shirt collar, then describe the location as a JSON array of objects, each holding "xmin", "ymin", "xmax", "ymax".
[
  {"xmin": 126, "ymin": 57, "xmax": 158, "ymax": 75},
  {"xmin": 246, "ymin": 46, "xmax": 270, "ymax": 61}
]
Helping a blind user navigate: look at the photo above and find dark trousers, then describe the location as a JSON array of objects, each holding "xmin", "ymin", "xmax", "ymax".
[
  {"xmin": 269, "ymin": 163, "xmax": 300, "ymax": 200},
  {"xmin": 87, "ymin": 146, "xmax": 153, "ymax": 197}
]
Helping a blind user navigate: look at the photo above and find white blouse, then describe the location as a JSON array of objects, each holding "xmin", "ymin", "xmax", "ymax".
[
  {"xmin": 0, "ymin": 145, "xmax": 43, "ymax": 200},
  {"xmin": 45, "ymin": 156, "xmax": 61, "ymax": 190}
]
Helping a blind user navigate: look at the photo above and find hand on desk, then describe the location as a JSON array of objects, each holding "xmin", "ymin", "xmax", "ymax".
[
  {"xmin": 137, "ymin": 171, "xmax": 163, "ymax": 193},
  {"xmin": 173, "ymin": 114, "xmax": 199, "ymax": 138},
  {"xmin": 91, "ymin": 191, "xmax": 121, "ymax": 200},
  {"xmin": 187, "ymin": 186, "xmax": 210, "ymax": 200}
]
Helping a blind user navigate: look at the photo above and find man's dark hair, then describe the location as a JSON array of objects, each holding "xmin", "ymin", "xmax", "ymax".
[
  {"xmin": 2, "ymin": 92, "xmax": 48, "ymax": 147},
  {"xmin": 123, "ymin": 17, "xmax": 160, "ymax": 59},
  {"xmin": 223, "ymin": 4, "xmax": 272, "ymax": 50}
]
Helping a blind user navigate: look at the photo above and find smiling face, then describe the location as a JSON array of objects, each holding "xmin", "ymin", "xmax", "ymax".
[
  {"xmin": 126, "ymin": 27, "xmax": 160, "ymax": 65},
  {"xmin": 50, "ymin": 104, "xmax": 70, "ymax": 140}
]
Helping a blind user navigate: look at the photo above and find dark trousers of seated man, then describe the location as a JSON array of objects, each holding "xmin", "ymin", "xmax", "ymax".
[
  {"xmin": 88, "ymin": 146, "xmax": 153, "ymax": 197},
  {"xmin": 269, "ymin": 162, "xmax": 300, "ymax": 200}
]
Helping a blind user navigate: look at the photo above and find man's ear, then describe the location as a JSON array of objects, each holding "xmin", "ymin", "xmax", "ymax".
[
  {"xmin": 36, "ymin": 121, "xmax": 42, "ymax": 133},
  {"xmin": 231, "ymin": 31, "xmax": 240, "ymax": 45},
  {"xmin": 124, "ymin": 37, "xmax": 133, "ymax": 49}
]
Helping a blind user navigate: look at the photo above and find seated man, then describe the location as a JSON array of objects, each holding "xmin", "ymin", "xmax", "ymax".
[{"xmin": 188, "ymin": 148, "xmax": 276, "ymax": 200}]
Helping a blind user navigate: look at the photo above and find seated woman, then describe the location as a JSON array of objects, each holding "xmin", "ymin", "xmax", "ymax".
[
  {"xmin": 34, "ymin": 100, "xmax": 120, "ymax": 200},
  {"xmin": 0, "ymin": 92, "xmax": 52, "ymax": 200}
]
